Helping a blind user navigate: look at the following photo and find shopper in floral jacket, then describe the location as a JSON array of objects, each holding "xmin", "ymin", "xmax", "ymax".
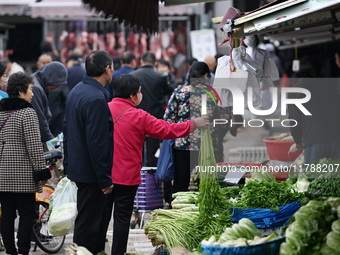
[{"xmin": 0, "ymin": 72, "xmax": 48, "ymax": 255}]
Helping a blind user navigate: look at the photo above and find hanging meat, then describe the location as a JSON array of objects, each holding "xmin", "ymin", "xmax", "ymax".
[
  {"xmin": 106, "ymin": 32, "xmax": 117, "ymax": 58},
  {"xmin": 117, "ymin": 32, "xmax": 127, "ymax": 56},
  {"xmin": 59, "ymin": 31, "xmax": 69, "ymax": 64},
  {"xmin": 80, "ymin": 31, "xmax": 91, "ymax": 55},
  {"xmin": 149, "ymin": 34, "xmax": 162, "ymax": 61},
  {"xmin": 69, "ymin": 32, "xmax": 76, "ymax": 50},
  {"xmin": 97, "ymin": 34, "xmax": 107, "ymax": 51},
  {"xmin": 140, "ymin": 33, "xmax": 147, "ymax": 57},
  {"xmin": 133, "ymin": 33, "xmax": 141, "ymax": 66},
  {"xmin": 127, "ymin": 31, "xmax": 135, "ymax": 52},
  {"xmin": 166, "ymin": 31, "xmax": 178, "ymax": 59}
]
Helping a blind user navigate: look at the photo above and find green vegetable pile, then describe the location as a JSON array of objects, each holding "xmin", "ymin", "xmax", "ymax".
[
  {"xmin": 196, "ymin": 127, "xmax": 233, "ymax": 230},
  {"xmin": 308, "ymin": 178, "xmax": 340, "ymax": 198},
  {"xmin": 297, "ymin": 158, "xmax": 340, "ymax": 199},
  {"xmin": 171, "ymin": 192, "xmax": 198, "ymax": 211},
  {"xmin": 235, "ymin": 171, "xmax": 303, "ymax": 212},
  {"xmin": 202, "ymin": 218, "xmax": 279, "ymax": 247},
  {"xmin": 144, "ymin": 126, "xmax": 233, "ymax": 251},
  {"xmin": 218, "ymin": 218, "xmax": 262, "ymax": 243},
  {"xmin": 144, "ymin": 209, "xmax": 200, "ymax": 248},
  {"xmin": 280, "ymin": 198, "xmax": 340, "ymax": 255}
]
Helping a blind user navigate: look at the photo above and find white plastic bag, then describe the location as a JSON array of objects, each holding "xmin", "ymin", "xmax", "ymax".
[
  {"xmin": 48, "ymin": 177, "xmax": 78, "ymax": 236},
  {"xmin": 214, "ymin": 46, "xmax": 262, "ymax": 107}
]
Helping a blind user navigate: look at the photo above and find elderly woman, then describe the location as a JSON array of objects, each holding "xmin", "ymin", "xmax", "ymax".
[
  {"xmin": 0, "ymin": 72, "xmax": 49, "ymax": 255},
  {"xmin": 106, "ymin": 74, "xmax": 209, "ymax": 255},
  {"xmin": 164, "ymin": 62, "xmax": 230, "ymax": 197},
  {"xmin": 0, "ymin": 62, "xmax": 8, "ymax": 100}
]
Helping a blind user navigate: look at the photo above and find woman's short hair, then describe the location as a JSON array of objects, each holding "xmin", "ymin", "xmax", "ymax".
[
  {"xmin": 85, "ymin": 50, "xmax": 112, "ymax": 77},
  {"xmin": 113, "ymin": 74, "xmax": 141, "ymax": 99},
  {"xmin": 7, "ymin": 72, "xmax": 33, "ymax": 98},
  {"xmin": 187, "ymin": 61, "xmax": 211, "ymax": 84}
]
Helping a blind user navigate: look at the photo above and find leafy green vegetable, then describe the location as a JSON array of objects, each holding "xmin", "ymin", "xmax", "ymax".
[
  {"xmin": 307, "ymin": 178, "xmax": 340, "ymax": 198},
  {"xmin": 235, "ymin": 171, "xmax": 302, "ymax": 212},
  {"xmin": 294, "ymin": 178, "xmax": 310, "ymax": 193},
  {"xmin": 326, "ymin": 231, "xmax": 340, "ymax": 251},
  {"xmin": 279, "ymin": 200, "xmax": 336, "ymax": 255},
  {"xmin": 331, "ymin": 220, "xmax": 340, "ymax": 235},
  {"xmin": 144, "ymin": 127, "xmax": 233, "ymax": 252},
  {"xmin": 220, "ymin": 186, "xmax": 241, "ymax": 200}
]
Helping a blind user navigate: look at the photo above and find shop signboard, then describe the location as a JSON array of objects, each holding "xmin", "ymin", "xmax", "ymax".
[{"xmin": 190, "ymin": 29, "xmax": 217, "ymax": 62}]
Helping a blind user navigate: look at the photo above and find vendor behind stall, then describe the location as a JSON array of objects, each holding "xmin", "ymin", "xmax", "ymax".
[{"xmin": 288, "ymin": 72, "xmax": 340, "ymax": 164}]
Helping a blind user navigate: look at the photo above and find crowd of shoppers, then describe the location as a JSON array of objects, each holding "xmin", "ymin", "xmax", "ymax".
[{"xmin": 2, "ymin": 39, "xmax": 339, "ymax": 255}]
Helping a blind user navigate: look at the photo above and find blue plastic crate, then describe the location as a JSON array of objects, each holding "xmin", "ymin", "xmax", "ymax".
[{"xmin": 201, "ymin": 236, "xmax": 285, "ymax": 255}]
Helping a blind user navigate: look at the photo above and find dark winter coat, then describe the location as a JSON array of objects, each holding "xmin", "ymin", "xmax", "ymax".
[
  {"xmin": 131, "ymin": 65, "xmax": 173, "ymax": 119},
  {"xmin": 0, "ymin": 98, "xmax": 46, "ymax": 193},
  {"xmin": 63, "ymin": 76, "xmax": 113, "ymax": 189},
  {"xmin": 31, "ymin": 61, "xmax": 68, "ymax": 142}
]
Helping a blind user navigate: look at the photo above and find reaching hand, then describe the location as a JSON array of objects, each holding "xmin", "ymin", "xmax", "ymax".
[
  {"xmin": 194, "ymin": 116, "xmax": 210, "ymax": 128},
  {"xmin": 102, "ymin": 184, "xmax": 114, "ymax": 195}
]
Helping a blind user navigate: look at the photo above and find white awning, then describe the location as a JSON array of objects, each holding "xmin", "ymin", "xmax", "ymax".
[
  {"xmin": 29, "ymin": 0, "xmax": 96, "ymax": 19},
  {"xmin": 159, "ymin": 3, "xmax": 203, "ymax": 15},
  {"xmin": 164, "ymin": 0, "xmax": 224, "ymax": 6},
  {"xmin": 213, "ymin": 0, "xmax": 340, "ymax": 48},
  {"xmin": 244, "ymin": 0, "xmax": 340, "ymax": 34}
]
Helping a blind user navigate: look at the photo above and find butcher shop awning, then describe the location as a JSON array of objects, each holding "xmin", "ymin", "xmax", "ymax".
[
  {"xmin": 164, "ymin": 0, "xmax": 225, "ymax": 6},
  {"xmin": 213, "ymin": 0, "xmax": 340, "ymax": 49},
  {"xmin": 29, "ymin": 0, "xmax": 97, "ymax": 20},
  {"xmin": 81, "ymin": 0, "xmax": 220, "ymax": 32},
  {"xmin": 82, "ymin": 0, "xmax": 161, "ymax": 33}
]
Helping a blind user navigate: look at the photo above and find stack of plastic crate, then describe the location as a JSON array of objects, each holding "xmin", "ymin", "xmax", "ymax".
[
  {"xmin": 134, "ymin": 167, "xmax": 163, "ymax": 211},
  {"xmin": 229, "ymin": 147, "xmax": 269, "ymax": 163}
]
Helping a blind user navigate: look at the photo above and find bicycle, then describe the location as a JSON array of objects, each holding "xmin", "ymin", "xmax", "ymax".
[{"xmin": 31, "ymin": 149, "xmax": 66, "ymax": 254}]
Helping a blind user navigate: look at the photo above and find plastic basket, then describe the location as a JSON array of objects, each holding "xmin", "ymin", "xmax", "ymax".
[
  {"xmin": 262, "ymin": 139, "xmax": 302, "ymax": 161},
  {"xmin": 231, "ymin": 201, "xmax": 301, "ymax": 229},
  {"xmin": 200, "ymin": 236, "xmax": 285, "ymax": 255}
]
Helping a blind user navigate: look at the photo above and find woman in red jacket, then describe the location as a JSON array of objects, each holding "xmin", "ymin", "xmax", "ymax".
[{"xmin": 106, "ymin": 74, "xmax": 209, "ymax": 255}]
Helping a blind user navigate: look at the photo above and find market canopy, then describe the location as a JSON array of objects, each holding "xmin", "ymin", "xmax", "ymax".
[
  {"xmin": 81, "ymin": 0, "xmax": 224, "ymax": 32},
  {"xmin": 213, "ymin": 0, "xmax": 340, "ymax": 49}
]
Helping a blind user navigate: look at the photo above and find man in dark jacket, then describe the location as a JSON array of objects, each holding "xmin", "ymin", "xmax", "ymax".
[
  {"xmin": 289, "ymin": 73, "xmax": 340, "ymax": 164},
  {"xmin": 63, "ymin": 50, "xmax": 114, "ymax": 254},
  {"xmin": 131, "ymin": 51, "xmax": 173, "ymax": 166},
  {"xmin": 106, "ymin": 51, "xmax": 136, "ymax": 101},
  {"xmin": 66, "ymin": 54, "xmax": 86, "ymax": 91},
  {"xmin": 31, "ymin": 61, "xmax": 68, "ymax": 143}
]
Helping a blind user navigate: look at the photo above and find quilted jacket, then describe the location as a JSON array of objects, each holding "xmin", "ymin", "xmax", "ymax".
[{"xmin": 0, "ymin": 98, "xmax": 46, "ymax": 193}]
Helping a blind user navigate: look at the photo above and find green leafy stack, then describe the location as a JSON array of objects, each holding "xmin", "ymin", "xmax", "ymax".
[
  {"xmin": 235, "ymin": 171, "xmax": 302, "ymax": 212},
  {"xmin": 305, "ymin": 158, "xmax": 340, "ymax": 198},
  {"xmin": 144, "ymin": 127, "xmax": 233, "ymax": 251},
  {"xmin": 280, "ymin": 199, "xmax": 338, "ymax": 255},
  {"xmin": 197, "ymin": 127, "xmax": 233, "ymax": 227},
  {"xmin": 202, "ymin": 218, "xmax": 279, "ymax": 247}
]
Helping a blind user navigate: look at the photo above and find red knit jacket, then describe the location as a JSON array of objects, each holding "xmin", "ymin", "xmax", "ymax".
[{"xmin": 108, "ymin": 98, "xmax": 197, "ymax": 185}]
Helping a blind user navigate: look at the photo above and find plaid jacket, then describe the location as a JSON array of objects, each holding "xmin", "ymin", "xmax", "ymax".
[{"xmin": 0, "ymin": 98, "xmax": 45, "ymax": 193}]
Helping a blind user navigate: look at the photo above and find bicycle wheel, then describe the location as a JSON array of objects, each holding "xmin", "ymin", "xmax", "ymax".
[{"xmin": 32, "ymin": 201, "xmax": 65, "ymax": 254}]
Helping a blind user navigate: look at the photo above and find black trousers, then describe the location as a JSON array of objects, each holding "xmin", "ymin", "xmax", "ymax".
[
  {"xmin": 0, "ymin": 192, "xmax": 35, "ymax": 255},
  {"xmin": 172, "ymin": 149, "xmax": 199, "ymax": 195},
  {"xmin": 145, "ymin": 136, "xmax": 160, "ymax": 167},
  {"xmin": 73, "ymin": 183, "xmax": 108, "ymax": 254},
  {"xmin": 106, "ymin": 184, "xmax": 138, "ymax": 255}
]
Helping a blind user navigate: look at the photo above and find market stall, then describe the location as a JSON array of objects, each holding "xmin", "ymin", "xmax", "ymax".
[{"xmin": 141, "ymin": 2, "xmax": 340, "ymax": 254}]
